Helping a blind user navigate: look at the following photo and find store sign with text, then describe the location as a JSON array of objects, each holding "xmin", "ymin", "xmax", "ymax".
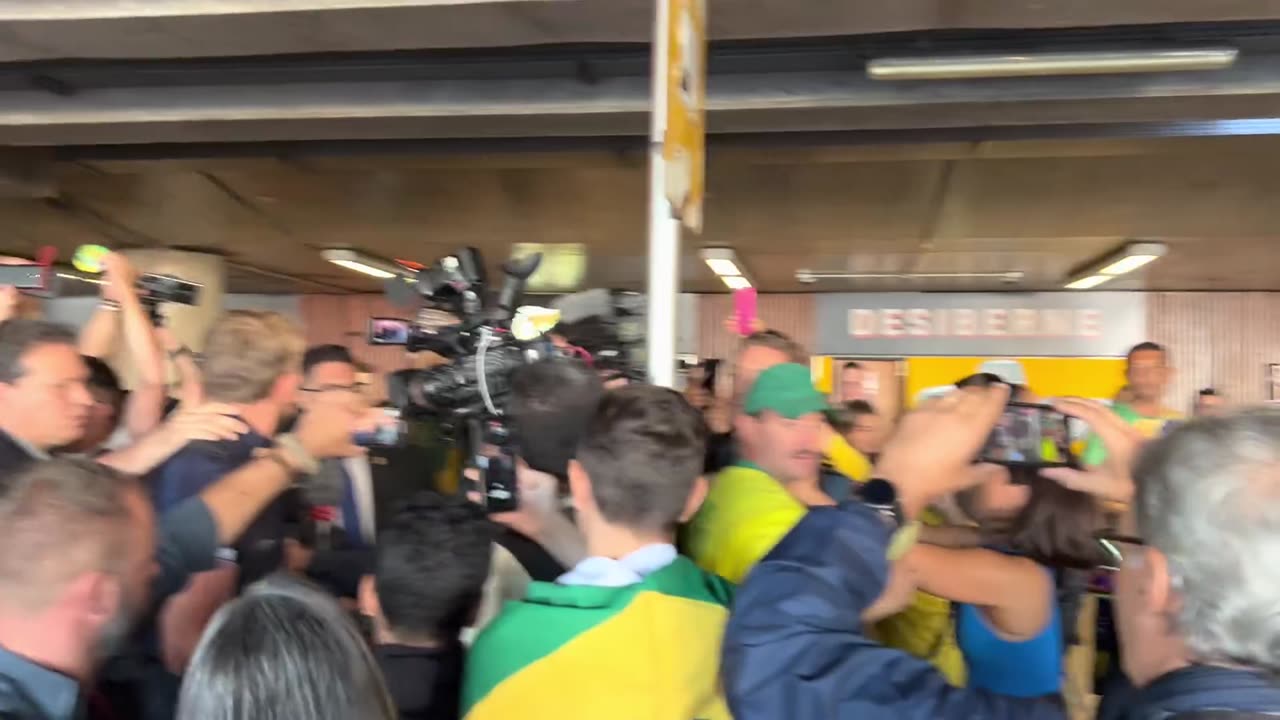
[{"xmin": 814, "ymin": 292, "xmax": 1146, "ymax": 357}]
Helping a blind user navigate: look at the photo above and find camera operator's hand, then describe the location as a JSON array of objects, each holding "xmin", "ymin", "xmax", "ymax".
[
  {"xmin": 875, "ymin": 384, "xmax": 1010, "ymax": 518},
  {"xmin": 1040, "ymin": 398, "xmax": 1143, "ymax": 505},
  {"xmin": 466, "ymin": 461, "xmax": 559, "ymax": 533},
  {"xmin": 294, "ymin": 392, "xmax": 375, "ymax": 460},
  {"xmin": 466, "ymin": 461, "xmax": 587, "ymax": 569},
  {"xmin": 102, "ymin": 251, "xmax": 140, "ymax": 306}
]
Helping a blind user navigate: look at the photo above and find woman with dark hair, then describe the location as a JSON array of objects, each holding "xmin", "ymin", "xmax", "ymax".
[
  {"xmin": 176, "ymin": 574, "xmax": 397, "ymax": 720},
  {"xmin": 899, "ymin": 374, "xmax": 1104, "ymax": 699},
  {"xmin": 903, "ymin": 468, "xmax": 1103, "ymax": 699}
]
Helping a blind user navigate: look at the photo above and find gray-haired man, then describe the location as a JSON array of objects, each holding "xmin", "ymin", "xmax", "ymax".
[{"xmin": 1085, "ymin": 407, "xmax": 1280, "ymax": 719}]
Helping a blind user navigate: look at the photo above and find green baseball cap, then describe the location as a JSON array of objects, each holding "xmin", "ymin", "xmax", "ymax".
[{"xmin": 743, "ymin": 363, "xmax": 829, "ymax": 419}]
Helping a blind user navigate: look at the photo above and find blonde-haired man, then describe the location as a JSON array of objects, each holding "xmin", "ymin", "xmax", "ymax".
[{"xmin": 144, "ymin": 310, "xmax": 310, "ymax": 713}]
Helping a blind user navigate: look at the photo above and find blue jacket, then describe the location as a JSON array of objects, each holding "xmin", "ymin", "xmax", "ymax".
[
  {"xmin": 722, "ymin": 503, "xmax": 1065, "ymax": 720},
  {"xmin": 1099, "ymin": 664, "xmax": 1280, "ymax": 720}
]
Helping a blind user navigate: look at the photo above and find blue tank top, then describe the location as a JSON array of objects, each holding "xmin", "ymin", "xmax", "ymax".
[{"xmin": 955, "ymin": 564, "xmax": 1063, "ymax": 698}]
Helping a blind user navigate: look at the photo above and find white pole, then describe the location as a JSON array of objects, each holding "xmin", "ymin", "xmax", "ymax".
[{"xmin": 646, "ymin": 0, "xmax": 680, "ymax": 388}]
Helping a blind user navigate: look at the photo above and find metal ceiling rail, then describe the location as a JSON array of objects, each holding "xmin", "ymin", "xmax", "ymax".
[{"xmin": 3, "ymin": 22, "xmax": 1280, "ymax": 91}]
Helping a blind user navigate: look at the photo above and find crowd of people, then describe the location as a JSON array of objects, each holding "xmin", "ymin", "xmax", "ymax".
[{"xmin": 0, "ymin": 253, "xmax": 1278, "ymax": 720}]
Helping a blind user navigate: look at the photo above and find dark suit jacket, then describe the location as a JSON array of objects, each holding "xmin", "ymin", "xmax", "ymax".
[
  {"xmin": 308, "ymin": 442, "xmax": 444, "ymax": 597},
  {"xmin": 0, "ymin": 430, "xmax": 39, "ymax": 484}
]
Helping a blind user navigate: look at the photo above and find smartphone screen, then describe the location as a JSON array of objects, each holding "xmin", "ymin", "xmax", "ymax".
[
  {"xmin": 473, "ymin": 421, "xmax": 518, "ymax": 513},
  {"xmin": 481, "ymin": 450, "xmax": 519, "ymax": 513},
  {"xmin": 734, "ymin": 288, "xmax": 758, "ymax": 337},
  {"xmin": 979, "ymin": 402, "xmax": 1078, "ymax": 469},
  {"xmin": 368, "ymin": 317, "xmax": 410, "ymax": 346},
  {"xmin": 352, "ymin": 408, "xmax": 405, "ymax": 447},
  {"xmin": 0, "ymin": 264, "xmax": 45, "ymax": 290}
]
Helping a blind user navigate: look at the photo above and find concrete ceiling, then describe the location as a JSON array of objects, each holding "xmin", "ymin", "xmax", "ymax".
[
  {"xmin": 2, "ymin": 1, "xmax": 1279, "ymax": 61},
  {"xmin": 6, "ymin": 134, "xmax": 1279, "ymax": 295}
]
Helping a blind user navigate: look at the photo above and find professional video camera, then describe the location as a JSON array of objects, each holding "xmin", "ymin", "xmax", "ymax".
[
  {"xmin": 383, "ymin": 247, "xmax": 552, "ymax": 421},
  {"xmin": 136, "ymin": 273, "xmax": 202, "ymax": 325},
  {"xmin": 382, "ymin": 247, "xmax": 556, "ymax": 512},
  {"xmin": 550, "ymin": 288, "xmax": 647, "ymax": 384}
]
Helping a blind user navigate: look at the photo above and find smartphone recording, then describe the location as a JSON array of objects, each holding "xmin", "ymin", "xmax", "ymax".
[
  {"xmin": 979, "ymin": 402, "xmax": 1078, "ymax": 470},
  {"xmin": 352, "ymin": 408, "xmax": 405, "ymax": 448},
  {"xmin": 368, "ymin": 317, "xmax": 410, "ymax": 346}
]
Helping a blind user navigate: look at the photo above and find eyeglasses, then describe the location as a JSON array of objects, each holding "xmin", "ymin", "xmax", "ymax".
[
  {"xmin": 301, "ymin": 383, "xmax": 360, "ymax": 395},
  {"xmin": 1096, "ymin": 533, "xmax": 1146, "ymax": 572}
]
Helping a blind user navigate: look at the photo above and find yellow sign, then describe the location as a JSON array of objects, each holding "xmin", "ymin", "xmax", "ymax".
[
  {"xmin": 663, "ymin": 0, "xmax": 707, "ymax": 233},
  {"xmin": 511, "ymin": 242, "xmax": 587, "ymax": 292}
]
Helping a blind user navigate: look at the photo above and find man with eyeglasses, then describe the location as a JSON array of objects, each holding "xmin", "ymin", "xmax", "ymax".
[
  {"xmin": 1047, "ymin": 400, "xmax": 1280, "ymax": 720},
  {"xmin": 295, "ymin": 344, "xmax": 446, "ymax": 601},
  {"xmin": 292, "ymin": 344, "xmax": 380, "ymax": 599}
]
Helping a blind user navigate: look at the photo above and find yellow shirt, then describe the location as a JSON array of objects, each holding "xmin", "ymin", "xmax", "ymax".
[
  {"xmin": 683, "ymin": 463, "xmax": 805, "ymax": 584},
  {"xmin": 681, "ymin": 446, "xmax": 966, "ymax": 687}
]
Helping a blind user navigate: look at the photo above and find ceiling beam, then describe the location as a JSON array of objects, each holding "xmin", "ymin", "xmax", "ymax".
[
  {"xmin": 8, "ymin": 53, "xmax": 1280, "ymax": 145},
  {"xmin": 2, "ymin": 1, "xmax": 1280, "ymax": 63},
  {"xmin": 0, "ymin": 0, "xmax": 543, "ymax": 21}
]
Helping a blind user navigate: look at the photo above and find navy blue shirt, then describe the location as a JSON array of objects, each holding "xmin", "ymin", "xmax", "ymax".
[{"xmin": 149, "ymin": 430, "xmax": 296, "ymax": 589}]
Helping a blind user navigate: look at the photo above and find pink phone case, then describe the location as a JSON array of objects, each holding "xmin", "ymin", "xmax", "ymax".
[{"xmin": 734, "ymin": 288, "xmax": 758, "ymax": 336}]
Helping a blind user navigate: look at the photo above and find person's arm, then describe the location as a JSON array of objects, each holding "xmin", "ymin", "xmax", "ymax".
[
  {"xmin": 1042, "ymin": 399, "xmax": 1143, "ymax": 506},
  {"xmin": 723, "ymin": 505, "xmax": 1065, "ymax": 720},
  {"xmin": 479, "ymin": 464, "xmax": 587, "ymax": 570},
  {"xmin": 905, "ymin": 544, "xmax": 1053, "ymax": 639},
  {"xmin": 823, "ymin": 430, "xmax": 872, "ymax": 483},
  {"xmin": 149, "ymin": 394, "xmax": 372, "ymax": 601},
  {"xmin": 97, "ymin": 403, "xmax": 248, "ymax": 476},
  {"xmin": 917, "ymin": 523, "xmax": 983, "ymax": 549},
  {"xmin": 108, "ymin": 254, "xmax": 167, "ymax": 438},
  {"xmin": 78, "ymin": 304, "xmax": 118, "ymax": 359},
  {"xmin": 159, "ymin": 561, "xmax": 238, "ymax": 673},
  {"xmin": 151, "ymin": 396, "xmax": 373, "ymax": 669},
  {"xmin": 157, "ymin": 326, "xmax": 205, "ymax": 408}
]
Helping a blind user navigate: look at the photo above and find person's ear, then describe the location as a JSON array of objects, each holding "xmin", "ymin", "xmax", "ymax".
[
  {"xmin": 567, "ymin": 459, "xmax": 595, "ymax": 515},
  {"xmin": 678, "ymin": 475, "xmax": 709, "ymax": 523},
  {"xmin": 274, "ymin": 372, "xmax": 302, "ymax": 404},
  {"xmin": 1140, "ymin": 546, "xmax": 1174, "ymax": 616},
  {"xmin": 70, "ymin": 572, "xmax": 122, "ymax": 631},
  {"xmin": 357, "ymin": 575, "xmax": 379, "ymax": 619}
]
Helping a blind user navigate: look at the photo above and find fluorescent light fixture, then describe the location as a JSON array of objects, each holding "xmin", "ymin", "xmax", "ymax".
[
  {"xmin": 1097, "ymin": 254, "xmax": 1161, "ymax": 276},
  {"xmin": 868, "ymin": 48, "xmax": 1238, "ymax": 81},
  {"xmin": 1064, "ymin": 241, "xmax": 1168, "ymax": 289},
  {"xmin": 700, "ymin": 247, "xmax": 756, "ymax": 291},
  {"xmin": 705, "ymin": 258, "xmax": 742, "ymax": 276},
  {"xmin": 796, "ymin": 270, "xmax": 1024, "ymax": 284},
  {"xmin": 1064, "ymin": 275, "xmax": 1112, "ymax": 290},
  {"xmin": 321, "ymin": 249, "xmax": 400, "ymax": 280},
  {"xmin": 700, "ymin": 247, "xmax": 745, "ymax": 276}
]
